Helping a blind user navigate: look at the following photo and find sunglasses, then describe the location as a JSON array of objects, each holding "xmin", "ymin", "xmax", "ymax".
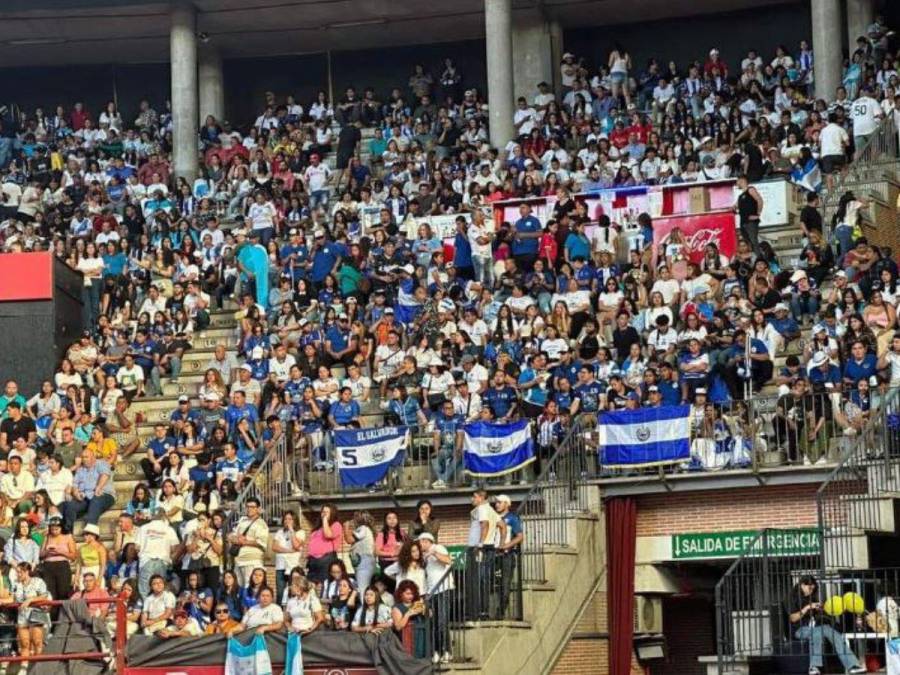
[{"xmin": 215, "ymin": 609, "xmax": 230, "ymax": 614}]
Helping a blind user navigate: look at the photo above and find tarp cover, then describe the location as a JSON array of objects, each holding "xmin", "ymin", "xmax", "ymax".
[
  {"xmin": 32, "ymin": 600, "xmax": 113, "ymax": 675},
  {"xmin": 126, "ymin": 630, "xmax": 432, "ymax": 675}
]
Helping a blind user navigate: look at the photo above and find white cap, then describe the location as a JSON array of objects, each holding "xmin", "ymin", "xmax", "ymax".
[
  {"xmin": 810, "ymin": 351, "xmax": 829, "ymax": 367},
  {"xmin": 251, "ymin": 346, "xmax": 264, "ymax": 359},
  {"xmin": 417, "ymin": 532, "xmax": 435, "ymax": 542},
  {"xmin": 774, "ymin": 302, "xmax": 789, "ymax": 312},
  {"xmin": 790, "ymin": 270, "xmax": 807, "ymax": 282},
  {"xmin": 240, "ymin": 363, "xmax": 253, "ymax": 372},
  {"xmin": 495, "ymin": 494, "xmax": 512, "ymax": 504},
  {"xmin": 204, "ymin": 392, "xmax": 221, "ymax": 401},
  {"xmin": 429, "ymin": 356, "xmax": 445, "ymax": 367},
  {"xmin": 233, "ymin": 228, "xmax": 248, "ymax": 237},
  {"xmin": 313, "ymin": 228, "xmax": 325, "ymax": 237},
  {"xmin": 401, "ymin": 264, "xmax": 415, "ymax": 274}
]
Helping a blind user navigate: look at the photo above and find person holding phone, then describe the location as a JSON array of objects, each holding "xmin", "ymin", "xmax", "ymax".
[{"xmin": 787, "ymin": 574, "xmax": 865, "ymax": 675}]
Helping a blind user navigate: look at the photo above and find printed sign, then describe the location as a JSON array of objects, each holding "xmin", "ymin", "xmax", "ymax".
[
  {"xmin": 671, "ymin": 528, "xmax": 820, "ymax": 560},
  {"xmin": 651, "ymin": 210, "xmax": 738, "ymax": 265}
]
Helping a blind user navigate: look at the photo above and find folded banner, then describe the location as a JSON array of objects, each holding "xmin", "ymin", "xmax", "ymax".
[
  {"xmin": 225, "ymin": 635, "xmax": 273, "ymax": 675},
  {"xmin": 335, "ymin": 426, "xmax": 409, "ymax": 488},
  {"xmin": 285, "ymin": 632, "xmax": 305, "ymax": 675},
  {"xmin": 599, "ymin": 405, "xmax": 691, "ymax": 467},
  {"xmin": 463, "ymin": 420, "xmax": 535, "ymax": 477}
]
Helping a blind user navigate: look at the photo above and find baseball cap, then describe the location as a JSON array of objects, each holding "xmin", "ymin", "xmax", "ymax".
[
  {"xmin": 178, "ymin": 395, "xmax": 189, "ymax": 404},
  {"xmin": 495, "ymin": 494, "xmax": 512, "ymax": 505},
  {"xmin": 417, "ymin": 533, "xmax": 435, "ymax": 542}
]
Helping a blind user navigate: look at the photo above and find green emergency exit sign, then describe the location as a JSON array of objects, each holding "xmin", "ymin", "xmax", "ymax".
[{"xmin": 671, "ymin": 528, "xmax": 820, "ymax": 560}]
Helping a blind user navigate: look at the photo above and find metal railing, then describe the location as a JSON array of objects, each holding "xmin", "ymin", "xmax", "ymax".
[
  {"xmin": 0, "ymin": 597, "xmax": 126, "ymax": 674},
  {"xmin": 515, "ymin": 419, "xmax": 594, "ymax": 585},
  {"xmin": 816, "ymin": 386, "xmax": 900, "ymax": 571},
  {"xmin": 224, "ymin": 425, "xmax": 294, "ymax": 561},
  {"xmin": 421, "ymin": 546, "xmax": 524, "ymax": 665}
]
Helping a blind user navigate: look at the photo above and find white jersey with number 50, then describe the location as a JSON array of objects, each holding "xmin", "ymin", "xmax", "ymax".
[{"xmin": 850, "ymin": 96, "xmax": 882, "ymax": 136}]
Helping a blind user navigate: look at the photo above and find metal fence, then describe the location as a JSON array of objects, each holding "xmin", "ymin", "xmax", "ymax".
[{"xmin": 420, "ymin": 546, "xmax": 524, "ymax": 665}]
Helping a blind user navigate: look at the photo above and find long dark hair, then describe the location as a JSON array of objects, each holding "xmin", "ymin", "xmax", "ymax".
[
  {"xmin": 360, "ymin": 585, "xmax": 386, "ymax": 626},
  {"xmin": 380, "ymin": 510, "xmax": 405, "ymax": 544}
]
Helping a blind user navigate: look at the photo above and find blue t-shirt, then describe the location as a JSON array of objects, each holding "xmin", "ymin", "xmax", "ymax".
[
  {"xmin": 519, "ymin": 368, "xmax": 549, "ymax": 406},
  {"xmin": 808, "ymin": 364, "xmax": 841, "ymax": 387},
  {"xmin": 574, "ymin": 381, "xmax": 605, "ymax": 413},
  {"xmin": 483, "ymin": 386, "xmax": 518, "ymax": 418},
  {"xmin": 843, "ymin": 353, "xmax": 878, "ymax": 384},
  {"xmin": 512, "ymin": 215, "xmax": 541, "ymax": 256},
  {"xmin": 170, "ymin": 407, "xmax": 201, "ymax": 425},
  {"xmin": 503, "ymin": 512, "xmax": 523, "ymax": 548},
  {"xmin": 280, "ymin": 244, "xmax": 309, "ymax": 278},
  {"xmin": 564, "ymin": 233, "xmax": 591, "ymax": 262},
  {"xmin": 659, "ymin": 380, "xmax": 682, "ymax": 406},
  {"xmin": 225, "ymin": 403, "xmax": 258, "ymax": 433},
  {"xmin": 454, "ymin": 231, "xmax": 473, "ymax": 269},
  {"xmin": 189, "ymin": 464, "xmax": 216, "ymax": 485},
  {"xmin": 553, "ymin": 390, "xmax": 575, "ymax": 411},
  {"xmin": 311, "ymin": 244, "xmax": 341, "ymax": 282},
  {"xmin": 325, "ymin": 326, "xmax": 351, "ymax": 353},
  {"xmin": 148, "ymin": 436, "xmax": 177, "ymax": 460},
  {"xmin": 434, "ymin": 413, "xmax": 463, "ymax": 450},
  {"xmin": 330, "ymin": 400, "xmax": 360, "ymax": 425},
  {"xmin": 215, "ymin": 457, "xmax": 245, "ymax": 483}
]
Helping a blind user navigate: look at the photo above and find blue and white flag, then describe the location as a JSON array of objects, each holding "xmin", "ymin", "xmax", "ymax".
[
  {"xmin": 224, "ymin": 635, "xmax": 272, "ymax": 675},
  {"xmin": 335, "ymin": 426, "xmax": 408, "ymax": 488},
  {"xmin": 599, "ymin": 405, "xmax": 691, "ymax": 467},
  {"xmin": 463, "ymin": 420, "xmax": 535, "ymax": 477},
  {"xmin": 285, "ymin": 632, "xmax": 304, "ymax": 675}
]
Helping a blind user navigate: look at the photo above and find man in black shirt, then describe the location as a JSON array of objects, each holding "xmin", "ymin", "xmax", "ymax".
[
  {"xmin": 0, "ymin": 401, "xmax": 36, "ymax": 457},
  {"xmin": 799, "ymin": 192, "xmax": 823, "ymax": 237},
  {"xmin": 786, "ymin": 574, "xmax": 864, "ymax": 674}
]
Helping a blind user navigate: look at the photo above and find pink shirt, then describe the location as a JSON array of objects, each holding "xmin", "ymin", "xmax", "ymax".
[
  {"xmin": 307, "ymin": 522, "xmax": 343, "ymax": 559},
  {"xmin": 376, "ymin": 531, "xmax": 402, "ymax": 560}
]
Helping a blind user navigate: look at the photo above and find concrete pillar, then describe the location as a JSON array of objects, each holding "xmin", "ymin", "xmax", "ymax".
[
  {"xmin": 810, "ymin": 0, "xmax": 843, "ymax": 99},
  {"xmin": 846, "ymin": 0, "xmax": 874, "ymax": 49},
  {"xmin": 170, "ymin": 0, "xmax": 198, "ymax": 181},
  {"xmin": 549, "ymin": 19, "xmax": 564, "ymax": 97},
  {"xmin": 198, "ymin": 46, "xmax": 225, "ymax": 124},
  {"xmin": 484, "ymin": 0, "xmax": 515, "ymax": 148},
  {"xmin": 512, "ymin": 10, "xmax": 555, "ymax": 102}
]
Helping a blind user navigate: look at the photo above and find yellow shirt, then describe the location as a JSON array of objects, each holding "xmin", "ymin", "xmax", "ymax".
[{"xmin": 87, "ymin": 438, "xmax": 117, "ymax": 462}]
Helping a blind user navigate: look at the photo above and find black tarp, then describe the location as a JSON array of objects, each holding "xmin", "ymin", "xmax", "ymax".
[
  {"xmin": 126, "ymin": 630, "xmax": 432, "ymax": 675},
  {"xmin": 32, "ymin": 600, "xmax": 113, "ymax": 675}
]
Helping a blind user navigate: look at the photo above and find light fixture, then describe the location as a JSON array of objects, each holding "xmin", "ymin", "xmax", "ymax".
[
  {"xmin": 327, "ymin": 18, "xmax": 387, "ymax": 29},
  {"xmin": 633, "ymin": 635, "xmax": 666, "ymax": 662},
  {"xmin": 197, "ymin": 31, "xmax": 210, "ymax": 43}
]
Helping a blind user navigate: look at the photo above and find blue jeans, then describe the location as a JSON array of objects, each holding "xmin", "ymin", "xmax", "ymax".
[
  {"xmin": 473, "ymin": 256, "xmax": 494, "ymax": 288},
  {"xmin": 62, "ymin": 493, "xmax": 115, "ymax": 533},
  {"xmin": 354, "ymin": 553, "xmax": 376, "ymax": 593},
  {"xmin": 794, "ymin": 625, "xmax": 860, "ymax": 669},
  {"xmin": 309, "ymin": 189, "xmax": 329, "ymax": 211},
  {"xmin": 431, "ymin": 447, "xmax": 458, "ymax": 484},
  {"xmin": 791, "ymin": 294, "xmax": 819, "ymax": 322},
  {"xmin": 138, "ymin": 558, "xmax": 170, "ymax": 598}
]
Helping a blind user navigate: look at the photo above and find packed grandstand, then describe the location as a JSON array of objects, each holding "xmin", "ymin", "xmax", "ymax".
[{"xmin": 0, "ymin": 11, "xmax": 899, "ymax": 675}]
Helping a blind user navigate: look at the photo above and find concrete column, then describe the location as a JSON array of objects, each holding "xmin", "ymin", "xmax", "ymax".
[
  {"xmin": 170, "ymin": 0, "xmax": 198, "ymax": 181},
  {"xmin": 512, "ymin": 10, "xmax": 555, "ymax": 102},
  {"xmin": 549, "ymin": 19, "xmax": 564, "ymax": 97},
  {"xmin": 810, "ymin": 0, "xmax": 843, "ymax": 99},
  {"xmin": 198, "ymin": 46, "xmax": 225, "ymax": 124},
  {"xmin": 846, "ymin": 0, "xmax": 874, "ymax": 48},
  {"xmin": 485, "ymin": 0, "xmax": 515, "ymax": 148}
]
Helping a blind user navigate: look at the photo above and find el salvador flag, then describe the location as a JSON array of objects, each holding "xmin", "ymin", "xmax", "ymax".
[
  {"xmin": 335, "ymin": 426, "xmax": 409, "ymax": 488},
  {"xmin": 285, "ymin": 632, "xmax": 304, "ymax": 675},
  {"xmin": 598, "ymin": 405, "xmax": 691, "ymax": 467},
  {"xmin": 394, "ymin": 277, "xmax": 421, "ymax": 326},
  {"xmin": 463, "ymin": 420, "xmax": 535, "ymax": 477}
]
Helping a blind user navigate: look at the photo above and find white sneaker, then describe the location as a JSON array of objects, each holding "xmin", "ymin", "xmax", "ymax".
[
  {"xmin": 807, "ymin": 668, "xmax": 820, "ymax": 675},
  {"xmin": 441, "ymin": 652, "xmax": 452, "ymax": 664},
  {"xmin": 847, "ymin": 667, "xmax": 866, "ymax": 674},
  {"xmin": 432, "ymin": 653, "xmax": 441, "ymax": 665},
  {"xmin": 431, "ymin": 479, "xmax": 446, "ymax": 489}
]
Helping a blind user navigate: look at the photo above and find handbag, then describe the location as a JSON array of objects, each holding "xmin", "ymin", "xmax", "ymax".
[{"xmin": 229, "ymin": 518, "xmax": 258, "ymax": 559}]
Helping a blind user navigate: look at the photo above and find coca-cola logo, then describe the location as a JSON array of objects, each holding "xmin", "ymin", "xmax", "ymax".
[{"xmin": 659, "ymin": 227, "xmax": 723, "ymax": 256}]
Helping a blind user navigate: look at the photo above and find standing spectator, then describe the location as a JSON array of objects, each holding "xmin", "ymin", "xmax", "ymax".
[
  {"xmin": 135, "ymin": 509, "xmax": 179, "ymax": 598},
  {"xmin": 228, "ymin": 497, "xmax": 268, "ymax": 587}
]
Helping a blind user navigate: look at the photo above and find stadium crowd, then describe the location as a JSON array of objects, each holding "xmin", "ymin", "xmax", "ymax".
[{"xmin": 0, "ymin": 22, "xmax": 896, "ymax": 665}]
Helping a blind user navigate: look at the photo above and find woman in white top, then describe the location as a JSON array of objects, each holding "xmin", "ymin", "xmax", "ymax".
[
  {"xmin": 351, "ymin": 587, "xmax": 393, "ymax": 634},
  {"xmin": 237, "ymin": 587, "xmax": 284, "ymax": 635},
  {"xmin": 54, "ymin": 359, "xmax": 82, "ymax": 397},
  {"xmin": 99, "ymin": 101, "xmax": 123, "ymax": 132},
  {"xmin": 157, "ymin": 478, "xmax": 185, "ymax": 527},
  {"xmin": 643, "ymin": 292, "xmax": 674, "ymax": 336},
  {"xmin": 607, "ymin": 44, "xmax": 632, "ymax": 104},
  {"xmin": 344, "ymin": 511, "xmax": 377, "ymax": 594},
  {"xmin": 76, "ymin": 241, "xmax": 105, "ymax": 328},
  {"xmin": 1, "ymin": 562, "xmax": 50, "ymax": 662},
  {"xmin": 384, "ymin": 540, "xmax": 427, "ymax": 594},
  {"xmin": 283, "ymin": 575, "xmax": 324, "ymax": 634},
  {"xmin": 421, "ymin": 359, "xmax": 455, "ymax": 412},
  {"xmin": 27, "ymin": 381, "xmax": 61, "ymax": 427},
  {"xmin": 272, "ymin": 511, "xmax": 305, "ymax": 604}
]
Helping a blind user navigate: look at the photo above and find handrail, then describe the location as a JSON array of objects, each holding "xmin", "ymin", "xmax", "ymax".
[{"xmin": 224, "ymin": 427, "xmax": 292, "ymax": 564}]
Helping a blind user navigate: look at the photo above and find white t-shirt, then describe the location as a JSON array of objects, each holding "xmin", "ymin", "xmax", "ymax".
[
  {"xmin": 468, "ymin": 222, "xmax": 492, "ymax": 259},
  {"xmin": 467, "ymin": 502, "xmax": 501, "ymax": 547},
  {"xmin": 243, "ymin": 603, "xmax": 284, "ymax": 629},
  {"xmin": 136, "ymin": 520, "xmax": 179, "ymax": 564},
  {"xmin": 819, "ymin": 123, "xmax": 849, "ymax": 156},
  {"xmin": 285, "ymin": 594, "xmax": 322, "ymax": 632},
  {"xmin": 850, "ymin": 96, "xmax": 883, "ymax": 136},
  {"xmin": 304, "ymin": 165, "xmax": 331, "ymax": 192},
  {"xmin": 117, "ymin": 365, "xmax": 145, "ymax": 392},
  {"xmin": 248, "ymin": 202, "xmax": 276, "ymax": 231},
  {"xmin": 76, "ymin": 257, "xmax": 105, "ymax": 287},
  {"xmin": 886, "ymin": 351, "xmax": 900, "ymax": 385},
  {"xmin": 37, "ymin": 467, "xmax": 73, "ymax": 506},
  {"xmin": 513, "ymin": 107, "xmax": 538, "ymax": 135},
  {"xmin": 273, "ymin": 528, "xmax": 305, "ymax": 572},
  {"xmin": 142, "ymin": 590, "xmax": 176, "ymax": 619}
]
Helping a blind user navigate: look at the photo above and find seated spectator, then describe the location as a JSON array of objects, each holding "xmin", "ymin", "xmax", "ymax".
[
  {"xmin": 61, "ymin": 448, "xmax": 116, "ymax": 533},
  {"xmin": 234, "ymin": 587, "xmax": 283, "ymax": 636},
  {"xmin": 352, "ymin": 585, "xmax": 393, "ymax": 635},
  {"xmin": 283, "ymin": 573, "xmax": 325, "ymax": 635},
  {"xmin": 72, "ymin": 571, "xmax": 111, "ymax": 619}
]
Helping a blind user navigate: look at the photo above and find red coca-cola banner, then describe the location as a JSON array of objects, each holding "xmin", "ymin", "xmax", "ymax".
[{"xmin": 651, "ymin": 210, "xmax": 738, "ymax": 266}]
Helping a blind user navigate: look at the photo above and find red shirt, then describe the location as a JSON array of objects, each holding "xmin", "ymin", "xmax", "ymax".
[{"xmin": 70, "ymin": 110, "xmax": 90, "ymax": 131}]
